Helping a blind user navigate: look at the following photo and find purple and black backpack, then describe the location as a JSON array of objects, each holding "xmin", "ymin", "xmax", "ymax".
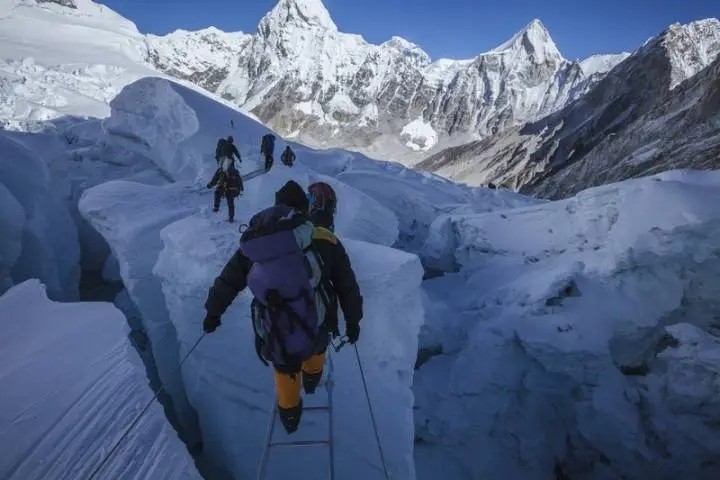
[{"xmin": 240, "ymin": 205, "xmax": 323, "ymax": 366}]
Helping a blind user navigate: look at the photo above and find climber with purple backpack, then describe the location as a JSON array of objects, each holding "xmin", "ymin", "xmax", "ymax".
[{"xmin": 202, "ymin": 180, "xmax": 362, "ymax": 433}]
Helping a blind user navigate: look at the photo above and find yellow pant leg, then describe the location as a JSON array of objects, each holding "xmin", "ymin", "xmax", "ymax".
[
  {"xmin": 273, "ymin": 370, "xmax": 301, "ymax": 409},
  {"xmin": 302, "ymin": 353, "xmax": 326, "ymax": 375}
]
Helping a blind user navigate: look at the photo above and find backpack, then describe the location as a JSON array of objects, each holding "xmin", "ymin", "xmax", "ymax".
[
  {"xmin": 241, "ymin": 205, "xmax": 324, "ymax": 366},
  {"xmin": 224, "ymin": 168, "xmax": 242, "ymax": 197},
  {"xmin": 215, "ymin": 138, "xmax": 228, "ymax": 159},
  {"xmin": 281, "ymin": 148, "xmax": 295, "ymax": 166}
]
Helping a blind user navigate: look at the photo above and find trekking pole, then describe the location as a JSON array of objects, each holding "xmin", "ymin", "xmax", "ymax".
[{"xmin": 88, "ymin": 333, "xmax": 207, "ymax": 480}]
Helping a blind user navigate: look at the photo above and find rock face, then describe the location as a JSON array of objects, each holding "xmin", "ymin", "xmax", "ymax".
[
  {"xmin": 36, "ymin": 0, "xmax": 78, "ymax": 8},
  {"xmin": 146, "ymin": 0, "xmax": 625, "ymax": 164},
  {"xmin": 419, "ymin": 19, "xmax": 720, "ymax": 198}
]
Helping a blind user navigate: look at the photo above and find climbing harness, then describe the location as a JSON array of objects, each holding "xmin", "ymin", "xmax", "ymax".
[
  {"xmin": 87, "ymin": 333, "xmax": 206, "ymax": 480},
  {"xmin": 256, "ymin": 339, "xmax": 390, "ymax": 480}
]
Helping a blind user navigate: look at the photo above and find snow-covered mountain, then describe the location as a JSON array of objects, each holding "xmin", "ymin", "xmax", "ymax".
[
  {"xmin": 146, "ymin": 0, "xmax": 626, "ymax": 163},
  {"xmin": 3, "ymin": 1, "xmax": 720, "ymax": 478},
  {"xmin": 420, "ymin": 18, "xmax": 720, "ymax": 198},
  {"xmin": 3, "ymin": 0, "xmax": 622, "ymax": 161}
]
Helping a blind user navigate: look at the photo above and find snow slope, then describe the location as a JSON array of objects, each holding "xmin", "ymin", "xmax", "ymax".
[
  {"xmin": 414, "ymin": 171, "xmax": 720, "ymax": 479},
  {"xmin": 0, "ymin": 279, "xmax": 200, "ymax": 480},
  {"xmin": 579, "ymin": 53, "xmax": 630, "ymax": 76}
]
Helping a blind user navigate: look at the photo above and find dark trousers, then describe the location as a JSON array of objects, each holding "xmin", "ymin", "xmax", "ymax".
[
  {"xmin": 264, "ymin": 154, "xmax": 274, "ymax": 171},
  {"xmin": 214, "ymin": 189, "xmax": 235, "ymax": 221}
]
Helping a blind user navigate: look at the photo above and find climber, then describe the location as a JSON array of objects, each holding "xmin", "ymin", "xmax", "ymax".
[
  {"xmin": 261, "ymin": 133, "xmax": 275, "ymax": 172},
  {"xmin": 207, "ymin": 163, "xmax": 243, "ymax": 223},
  {"xmin": 280, "ymin": 145, "xmax": 296, "ymax": 167},
  {"xmin": 202, "ymin": 180, "xmax": 362, "ymax": 434},
  {"xmin": 308, "ymin": 181, "xmax": 337, "ymax": 232},
  {"xmin": 215, "ymin": 136, "xmax": 241, "ymax": 171}
]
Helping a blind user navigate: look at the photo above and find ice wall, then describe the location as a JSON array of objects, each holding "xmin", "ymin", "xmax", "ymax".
[
  {"xmin": 0, "ymin": 132, "xmax": 79, "ymax": 299},
  {"xmin": 415, "ymin": 171, "xmax": 720, "ymax": 479},
  {"xmin": 79, "ymin": 180, "xmax": 202, "ymax": 444},
  {"xmin": 0, "ymin": 280, "xmax": 200, "ymax": 480}
]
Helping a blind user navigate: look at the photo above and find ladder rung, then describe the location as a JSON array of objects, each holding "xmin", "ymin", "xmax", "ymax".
[
  {"xmin": 270, "ymin": 439, "xmax": 330, "ymax": 448},
  {"xmin": 304, "ymin": 406, "xmax": 330, "ymax": 411}
]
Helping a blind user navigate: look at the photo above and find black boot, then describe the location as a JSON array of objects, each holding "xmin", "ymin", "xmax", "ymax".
[
  {"xmin": 278, "ymin": 399, "xmax": 303, "ymax": 434},
  {"xmin": 302, "ymin": 370, "xmax": 323, "ymax": 394}
]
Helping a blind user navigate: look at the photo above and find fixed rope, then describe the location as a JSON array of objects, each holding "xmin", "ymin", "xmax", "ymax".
[
  {"xmin": 353, "ymin": 344, "xmax": 391, "ymax": 480},
  {"xmin": 88, "ymin": 333, "xmax": 206, "ymax": 480}
]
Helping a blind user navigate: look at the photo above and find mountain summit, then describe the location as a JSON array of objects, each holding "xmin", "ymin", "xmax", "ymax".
[
  {"xmin": 260, "ymin": 0, "xmax": 337, "ymax": 32},
  {"xmin": 490, "ymin": 19, "xmax": 562, "ymax": 63}
]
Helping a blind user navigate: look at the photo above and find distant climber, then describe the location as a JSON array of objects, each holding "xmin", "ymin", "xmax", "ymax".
[
  {"xmin": 202, "ymin": 180, "xmax": 362, "ymax": 434},
  {"xmin": 281, "ymin": 146, "xmax": 296, "ymax": 167},
  {"xmin": 261, "ymin": 133, "xmax": 275, "ymax": 172},
  {"xmin": 207, "ymin": 163, "xmax": 243, "ymax": 223},
  {"xmin": 215, "ymin": 136, "xmax": 241, "ymax": 171},
  {"xmin": 308, "ymin": 181, "xmax": 337, "ymax": 232}
]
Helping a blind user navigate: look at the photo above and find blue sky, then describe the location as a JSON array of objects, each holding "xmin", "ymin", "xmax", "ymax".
[{"xmin": 98, "ymin": 0, "xmax": 719, "ymax": 60}]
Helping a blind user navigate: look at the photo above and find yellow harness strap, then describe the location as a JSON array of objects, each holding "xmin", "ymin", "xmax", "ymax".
[{"xmin": 312, "ymin": 226, "xmax": 337, "ymax": 245}]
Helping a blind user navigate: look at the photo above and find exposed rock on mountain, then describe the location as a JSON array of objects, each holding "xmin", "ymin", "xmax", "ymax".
[
  {"xmin": 419, "ymin": 18, "xmax": 720, "ymax": 198},
  {"xmin": 146, "ymin": 0, "xmax": 625, "ymax": 163}
]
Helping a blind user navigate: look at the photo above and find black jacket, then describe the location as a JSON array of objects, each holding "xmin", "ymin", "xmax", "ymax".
[
  {"xmin": 204, "ymin": 227, "xmax": 362, "ymax": 331},
  {"xmin": 217, "ymin": 140, "xmax": 241, "ymax": 160},
  {"xmin": 281, "ymin": 148, "xmax": 296, "ymax": 165},
  {"xmin": 261, "ymin": 134, "xmax": 275, "ymax": 155}
]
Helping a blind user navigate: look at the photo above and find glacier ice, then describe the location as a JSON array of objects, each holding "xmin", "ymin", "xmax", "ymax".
[
  {"xmin": 0, "ymin": 181, "xmax": 24, "ymax": 294},
  {"xmin": 0, "ymin": 279, "xmax": 200, "ymax": 480},
  {"xmin": 79, "ymin": 180, "xmax": 202, "ymax": 445},
  {"xmin": 0, "ymin": 131, "xmax": 80, "ymax": 300},
  {"xmin": 415, "ymin": 171, "xmax": 720, "ymax": 479}
]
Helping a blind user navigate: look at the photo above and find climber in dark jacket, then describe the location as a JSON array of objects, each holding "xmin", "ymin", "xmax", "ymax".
[
  {"xmin": 202, "ymin": 180, "xmax": 362, "ymax": 432},
  {"xmin": 261, "ymin": 133, "xmax": 275, "ymax": 172},
  {"xmin": 207, "ymin": 164, "xmax": 243, "ymax": 222},
  {"xmin": 216, "ymin": 136, "xmax": 241, "ymax": 170},
  {"xmin": 280, "ymin": 146, "xmax": 296, "ymax": 167}
]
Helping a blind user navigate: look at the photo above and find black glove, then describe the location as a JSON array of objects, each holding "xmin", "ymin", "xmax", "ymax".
[
  {"xmin": 203, "ymin": 314, "xmax": 221, "ymax": 333},
  {"xmin": 206, "ymin": 182, "xmax": 212, "ymax": 189},
  {"xmin": 345, "ymin": 323, "xmax": 360, "ymax": 344}
]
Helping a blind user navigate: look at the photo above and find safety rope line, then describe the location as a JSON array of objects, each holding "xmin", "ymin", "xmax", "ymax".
[
  {"xmin": 354, "ymin": 344, "xmax": 391, "ymax": 480},
  {"xmin": 327, "ymin": 350, "xmax": 336, "ymax": 480},
  {"xmin": 88, "ymin": 333, "xmax": 206, "ymax": 480}
]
